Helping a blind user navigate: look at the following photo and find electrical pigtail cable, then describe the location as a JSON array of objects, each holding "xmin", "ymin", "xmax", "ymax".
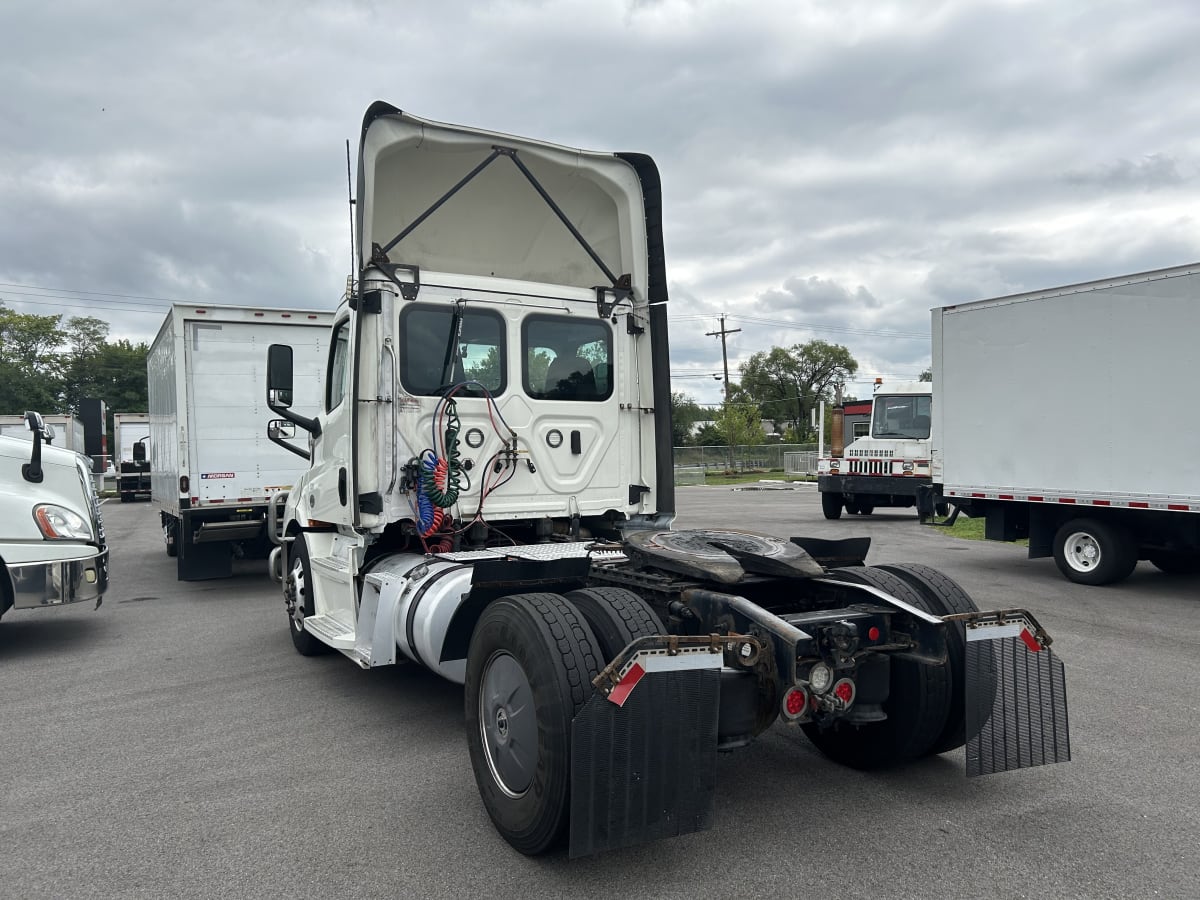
[{"xmin": 417, "ymin": 399, "xmax": 463, "ymax": 538}]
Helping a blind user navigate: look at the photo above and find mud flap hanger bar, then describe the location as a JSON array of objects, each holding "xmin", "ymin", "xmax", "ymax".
[{"xmin": 368, "ymin": 145, "xmax": 632, "ymax": 316}]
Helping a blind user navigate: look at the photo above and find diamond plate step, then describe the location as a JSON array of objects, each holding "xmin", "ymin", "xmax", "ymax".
[{"xmin": 303, "ymin": 614, "xmax": 355, "ymax": 649}]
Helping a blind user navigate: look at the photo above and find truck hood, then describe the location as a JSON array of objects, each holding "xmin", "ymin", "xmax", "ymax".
[{"xmin": 356, "ymin": 103, "xmax": 659, "ymax": 297}]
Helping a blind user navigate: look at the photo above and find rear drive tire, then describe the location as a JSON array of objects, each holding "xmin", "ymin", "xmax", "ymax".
[
  {"xmin": 465, "ymin": 593, "xmax": 602, "ymax": 855},
  {"xmin": 286, "ymin": 536, "xmax": 327, "ymax": 656},
  {"xmin": 1052, "ymin": 518, "xmax": 1137, "ymax": 585},
  {"xmin": 857, "ymin": 503, "xmax": 875, "ymax": 516},
  {"xmin": 801, "ymin": 566, "xmax": 951, "ymax": 769},
  {"xmin": 821, "ymin": 492, "xmax": 844, "ymax": 520},
  {"xmin": 561, "ymin": 587, "xmax": 662, "ymax": 662},
  {"xmin": 876, "ymin": 563, "xmax": 991, "ymax": 756}
]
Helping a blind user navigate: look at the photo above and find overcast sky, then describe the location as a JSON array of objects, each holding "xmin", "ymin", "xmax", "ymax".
[{"xmin": 2, "ymin": 0, "xmax": 1198, "ymax": 405}]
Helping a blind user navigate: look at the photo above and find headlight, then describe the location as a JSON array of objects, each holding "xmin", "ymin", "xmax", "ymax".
[{"xmin": 34, "ymin": 504, "xmax": 93, "ymax": 540}]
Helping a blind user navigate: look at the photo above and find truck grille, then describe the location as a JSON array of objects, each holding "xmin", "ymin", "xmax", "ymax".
[
  {"xmin": 848, "ymin": 459, "xmax": 892, "ymax": 476},
  {"xmin": 77, "ymin": 459, "xmax": 107, "ymax": 550}
]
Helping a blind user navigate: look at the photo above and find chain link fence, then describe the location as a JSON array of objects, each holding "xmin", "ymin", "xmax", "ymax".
[{"xmin": 673, "ymin": 444, "xmax": 819, "ymax": 484}]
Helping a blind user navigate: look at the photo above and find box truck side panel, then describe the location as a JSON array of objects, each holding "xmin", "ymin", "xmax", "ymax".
[
  {"xmin": 148, "ymin": 316, "xmax": 184, "ymax": 518},
  {"xmin": 184, "ymin": 321, "xmax": 326, "ymax": 504},
  {"xmin": 939, "ymin": 271, "xmax": 1200, "ymax": 501}
]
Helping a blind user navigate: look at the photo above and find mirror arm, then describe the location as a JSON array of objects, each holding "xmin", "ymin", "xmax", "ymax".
[
  {"xmin": 267, "ymin": 400, "xmax": 321, "ymax": 437},
  {"xmin": 267, "ymin": 429, "xmax": 311, "ymax": 461}
]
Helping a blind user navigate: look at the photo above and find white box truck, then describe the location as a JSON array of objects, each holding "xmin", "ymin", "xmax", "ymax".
[
  {"xmin": 0, "ymin": 413, "xmax": 87, "ymax": 453},
  {"xmin": 0, "ymin": 412, "xmax": 108, "ymax": 622},
  {"xmin": 147, "ymin": 303, "xmax": 333, "ymax": 580},
  {"xmin": 113, "ymin": 411, "xmax": 151, "ymax": 503},
  {"xmin": 924, "ymin": 262, "xmax": 1200, "ymax": 585}
]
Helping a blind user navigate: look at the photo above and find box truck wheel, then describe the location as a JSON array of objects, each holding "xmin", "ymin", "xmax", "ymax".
[
  {"xmin": 1053, "ymin": 518, "xmax": 1137, "ymax": 585},
  {"xmin": 876, "ymin": 563, "xmax": 992, "ymax": 756},
  {"xmin": 464, "ymin": 593, "xmax": 602, "ymax": 855},
  {"xmin": 285, "ymin": 537, "xmax": 327, "ymax": 656},
  {"xmin": 561, "ymin": 587, "xmax": 662, "ymax": 661},
  {"xmin": 801, "ymin": 566, "xmax": 951, "ymax": 768},
  {"xmin": 821, "ymin": 492, "xmax": 844, "ymax": 520}
]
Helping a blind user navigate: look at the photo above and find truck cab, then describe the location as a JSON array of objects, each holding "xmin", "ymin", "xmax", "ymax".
[
  {"xmin": 816, "ymin": 381, "xmax": 935, "ymax": 518},
  {"xmin": 0, "ymin": 412, "xmax": 108, "ymax": 621}
]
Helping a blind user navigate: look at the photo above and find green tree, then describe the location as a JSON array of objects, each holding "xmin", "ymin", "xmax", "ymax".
[
  {"xmin": 0, "ymin": 304, "xmax": 66, "ymax": 413},
  {"xmin": 919, "ymin": 368, "xmax": 932, "ymax": 382},
  {"xmin": 714, "ymin": 400, "xmax": 762, "ymax": 453},
  {"xmin": 670, "ymin": 391, "xmax": 706, "ymax": 446},
  {"xmin": 738, "ymin": 340, "xmax": 857, "ymax": 441}
]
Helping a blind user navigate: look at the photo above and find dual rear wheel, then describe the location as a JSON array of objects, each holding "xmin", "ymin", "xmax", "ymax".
[{"xmin": 464, "ymin": 588, "xmax": 661, "ymax": 855}]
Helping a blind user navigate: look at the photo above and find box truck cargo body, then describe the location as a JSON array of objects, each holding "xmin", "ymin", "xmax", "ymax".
[
  {"xmin": 113, "ymin": 412, "xmax": 151, "ymax": 502},
  {"xmin": 0, "ymin": 414, "xmax": 86, "ymax": 453},
  {"xmin": 147, "ymin": 304, "xmax": 333, "ymax": 580},
  {"xmin": 928, "ymin": 263, "xmax": 1200, "ymax": 585}
]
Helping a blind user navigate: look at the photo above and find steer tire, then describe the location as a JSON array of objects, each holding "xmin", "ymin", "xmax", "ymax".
[
  {"xmin": 286, "ymin": 537, "xmax": 327, "ymax": 656},
  {"xmin": 821, "ymin": 491, "xmax": 844, "ymax": 520},
  {"xmin": 1053, "ymin": 518, "xmax": 1137, "ymax": 585},
  {"xmin": 876, "ymin": 563, "xmax": 991, "ymax": 756},
  {"xmin": 561, "ymin": 587, "xmax": 663, "ymax": 662},
  {"xmin": 465, "ymin": 593, "xmax": 602, "ymax": 856},
  {"xmin": 801, "ymin": 566, "xmax": 951, "ymax": 769}
]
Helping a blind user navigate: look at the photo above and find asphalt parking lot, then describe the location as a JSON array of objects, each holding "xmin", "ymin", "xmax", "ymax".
[{"xmin": 2, "ymin": 485, "xmax": 1198, "ymax": 900}]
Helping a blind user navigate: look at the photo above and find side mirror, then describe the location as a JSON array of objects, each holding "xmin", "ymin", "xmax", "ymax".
[
  {"xmin": 268, "ymin": 419, "xmax": 296, "ymax": 440},
  {"xmin": 267, "ymin": 344, "xmax": 294, "ymax": 409},
  {"xmin": 21, "ymin": 410, "xmax": 45, "ymax": 483},
  {"xmin": 133, "ymin": 440, "xmax": 147, "ymax": 462}
]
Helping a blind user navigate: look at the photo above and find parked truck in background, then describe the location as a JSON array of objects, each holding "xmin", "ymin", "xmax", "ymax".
[
  {"xmin": 147, "ymin": 303, "xmax": 333, "ymax": 580},
  {"xmin": 816, "ymin": 382, "xmax": 939, "ymax": 519},
  {"xmin": 113, "ymin": 411, "xmax": 151, "ymax": 503},
  {"xmin": 261, "ymin": 103, "xmax": 1070, "ymax": 858},
  {"xmin": 920, "ymin": 263, "xmax": 1200, "ymax": 585},
  {"xmin": 0, "ymin": 414, "xmax": 87, "ymax": 454},
  {"xmin": 0, "ymin": 412, "xmax": 108, "ymax": 622}
]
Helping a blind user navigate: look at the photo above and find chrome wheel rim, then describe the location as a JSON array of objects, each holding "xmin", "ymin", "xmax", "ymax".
[{"xmin": 286, "ymin": 555, "xmax": 307, "ymax": 631}]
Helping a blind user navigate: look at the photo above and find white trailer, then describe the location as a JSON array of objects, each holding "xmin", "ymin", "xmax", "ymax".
[
  {"xmin": 147, "ymin": 304, "xmax": 333, "ymax": 580},
  {"xmin": 927, "ymin": 262, "xmax": 1200, "ymax": 585},
  {"xmin": 113, "ymin": 412, "xmax": 151, "ymax": 503},
  {"xmin": 0, "ymin": 414, "xmax": 86, "ymax": 453}
]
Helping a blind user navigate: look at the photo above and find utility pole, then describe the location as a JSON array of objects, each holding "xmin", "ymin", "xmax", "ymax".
[{"xmin": 707, "ymin": 315, "xmax": 742, "ymax": 471}]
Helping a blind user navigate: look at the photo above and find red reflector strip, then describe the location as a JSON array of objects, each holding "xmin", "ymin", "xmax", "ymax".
[
  {"xmin": 254, "ymin": 311, "xmax": 264, "ymax": 316},
  {"xmin": 1130, "ymin": 502, "xmax": 1149, "ymax": 508},
  {"xmin": 971, "ymin": 492, "xmax": 985, "ymax": 498},
  {"xmin": 999, "ymin": 494, "xmax": 1014, "ymax": 500},
  {"xmin": 210, "ymin": 499, "xmax": 224, "ymax": 504},
  {"xmin": 237, "ymin": 497, "xmax": 252, "ymax": 502},
  {"xmin": 607, "ymin": 662, "xmax": 645, "ymax": 707},
  {"xmin": 1020, "ymin": 628, "xmax": 1042, "ymax": 653},
  {"xmin": 1168, "ymin": 504, "xmax": 1189, "ymax": 511},
  {"xmin": 191, "ymin": 497, "xmax": 199, "ymax": 503},
  {"xmin": 1028, "ymin": 495, "xmax": 1043, "ymax": 502},
  {"xmin": 1093, "ymin": 500, "xmax": 1111, "ymax": 506},
  {"xmin": 1058, "ymin": 498, "xmax": 1076, "ymax": 504}
]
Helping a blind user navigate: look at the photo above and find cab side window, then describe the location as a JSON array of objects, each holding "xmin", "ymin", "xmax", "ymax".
[{"xmin": 326, "ymin": 319, "xmax": 351, "ymax": 412}]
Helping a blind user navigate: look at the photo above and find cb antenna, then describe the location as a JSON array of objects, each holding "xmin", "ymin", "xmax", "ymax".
[{"xmin": 345, "ymin": 139, "xmax": 356, "ymax": 287}]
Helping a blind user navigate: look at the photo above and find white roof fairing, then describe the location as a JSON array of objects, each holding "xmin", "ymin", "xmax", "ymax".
[{"xmin": 358, "ymin": 107, "xmax": 650, "ymax": 296}]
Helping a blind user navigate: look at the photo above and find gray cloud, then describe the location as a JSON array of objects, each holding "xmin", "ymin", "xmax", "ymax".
[{"xmin": 2, "ymin": 0, "xmax": 1198, "ymax": 407}]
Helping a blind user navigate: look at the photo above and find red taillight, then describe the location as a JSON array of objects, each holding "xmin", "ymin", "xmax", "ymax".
[
  {"xmin": 781, "ymin": 686, "xmax": 810, "ymax": 720},
  {"xmin": 833, "ymin": 679, "xmax": 855, "ymax": 706},
  {"xmin": 868, "ymin": 626, "xmax": 880, "ymax": 641}
]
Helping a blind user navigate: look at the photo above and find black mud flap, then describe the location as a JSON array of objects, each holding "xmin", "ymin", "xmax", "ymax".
[
  {"xmin": 569, "ymin": 667, "xmax": 720, "ymax": 858},
  {"xmin": 965, "ymin": 627, "xmax": 1070, "ymax": 776}
]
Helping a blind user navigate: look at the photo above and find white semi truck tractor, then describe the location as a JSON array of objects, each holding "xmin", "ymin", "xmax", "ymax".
[
  {"xmin": 0, "ymin": 412, "xmax": 108, "ymax": 622},
  {"xmin": 263, "ymin": 103, "xmax": 1072, "ymax": 857}
]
